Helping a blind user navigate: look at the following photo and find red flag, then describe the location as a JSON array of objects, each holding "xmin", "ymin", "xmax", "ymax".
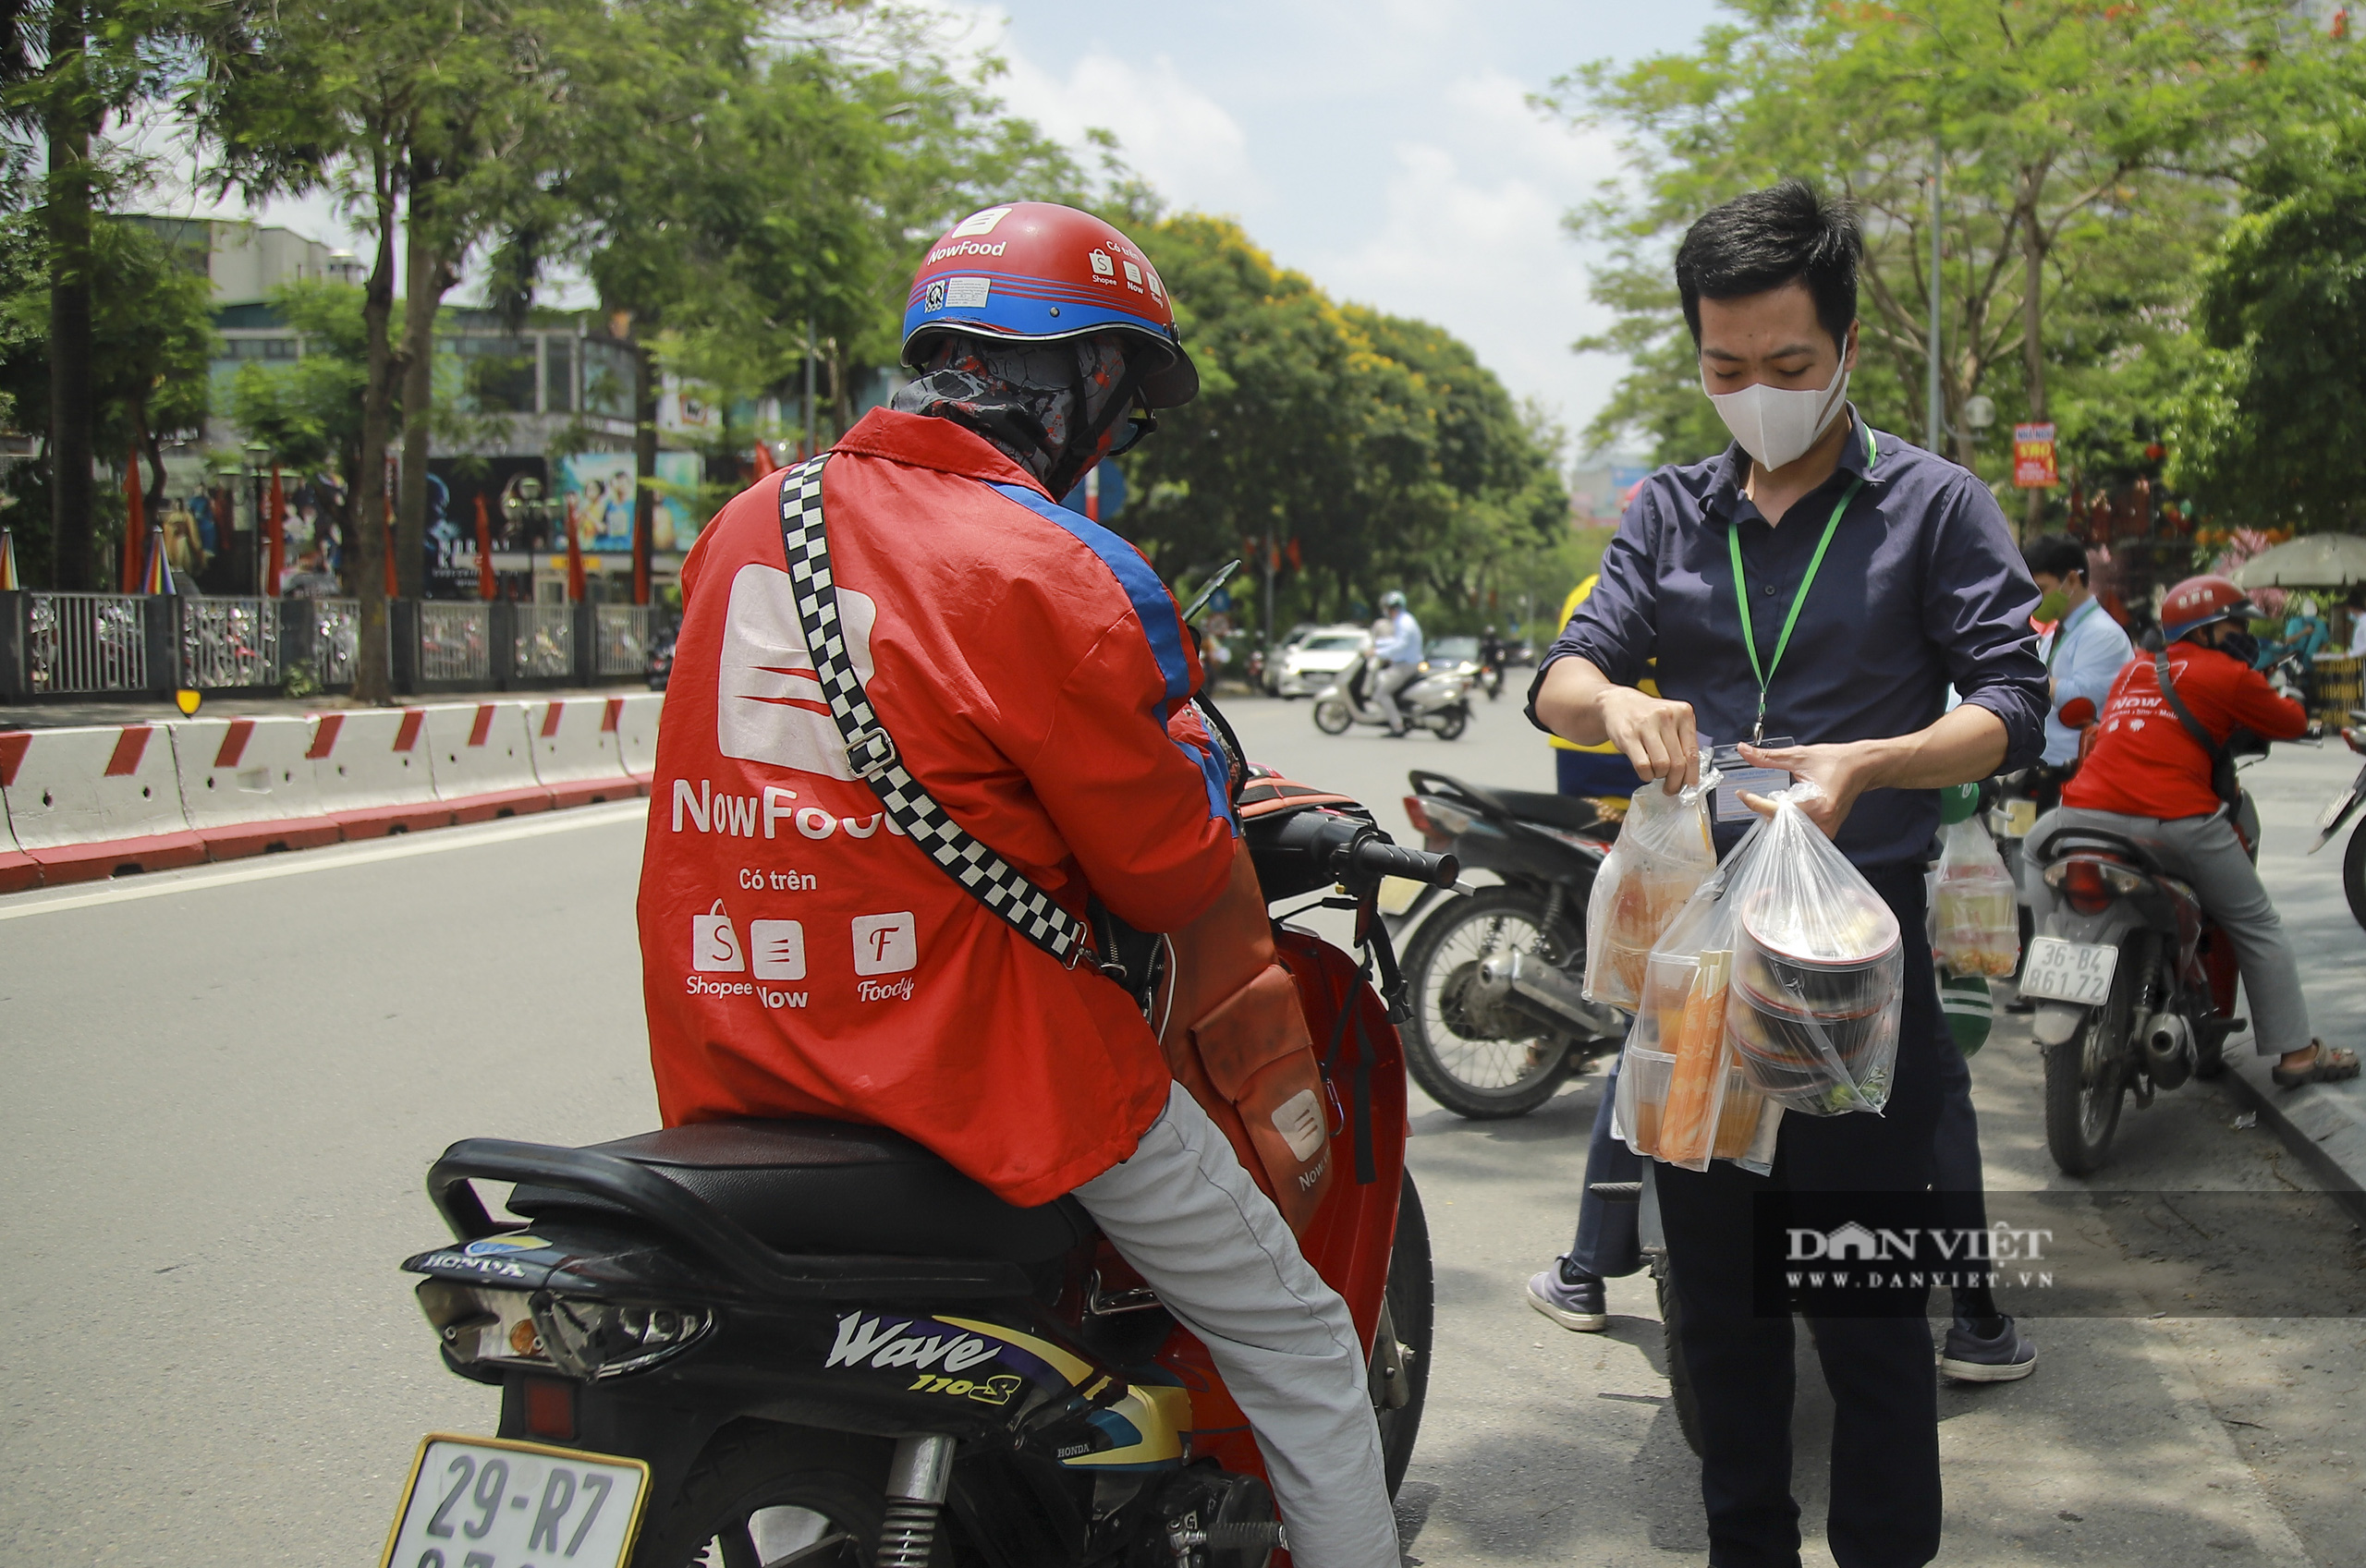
[
  {"xmin": 475, "ymin": 493, "xmax": 496, "ymax": 600},
  {"xmin": 752, "ymin": 441, "xmax": 778, "ymax": 480},
  {"xmin": 122, "ymin": 448, "xmax": 145, "ymax": 592},
  {"xmin": 265, "ymin": 465, "xmax": 286, "ymax": 597},
  {"xmin": 565, "ymin": 495, "xmax": 587, "ymax": 602}
]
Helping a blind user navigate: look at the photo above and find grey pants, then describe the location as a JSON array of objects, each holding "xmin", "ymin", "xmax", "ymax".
[
  {"xmin": 1074, "ymin": 1084, "xmax": 1398, "ymax": 1568},
  {"xmin": 2025, "ymin": 807, "xmax": 2312, "ymax": 1056},
  {"xmin": 1372, "ymin": 662, "xmax": 1420, "ymax": 730}
]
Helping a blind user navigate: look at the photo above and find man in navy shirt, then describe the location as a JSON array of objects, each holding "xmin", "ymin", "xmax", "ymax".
[{"xmin": 1531, "ymin": 180, "xmax": 2046, "ymax": 1568}]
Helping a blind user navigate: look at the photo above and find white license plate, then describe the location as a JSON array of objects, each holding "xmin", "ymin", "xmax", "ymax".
[
  {"xmin": 1376, "ymin": 875, "xmax": 1425, "ymax": 916},
  {"xmin": 380, "ymin": 1435, "xmax": 650, "ymax": 1568},
  {"xmin": 2018, "ymin": 936, "xmax": 2118, "ymax": 1006},
  {"xmin": 1991, "ymin": 799, "xmax": 2039, "ymax": 839}
]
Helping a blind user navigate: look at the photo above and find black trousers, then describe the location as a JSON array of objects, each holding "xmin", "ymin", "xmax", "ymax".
[{"xmin": 1656, "ymin": 863, "xmax": 1946, "ymax": 1568}]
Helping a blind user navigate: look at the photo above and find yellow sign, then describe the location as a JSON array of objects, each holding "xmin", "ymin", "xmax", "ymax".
[{"xmin": 174, "ymin": 688, "xmax": 201, "ymax": 716}]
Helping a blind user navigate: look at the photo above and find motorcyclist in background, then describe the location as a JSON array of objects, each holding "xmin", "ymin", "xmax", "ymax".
[
  {"xmin": 2028, "ymin": 574, "xmax": 2354, "ymax": 1088},
  {"xmin": 637, "ymin": 201, "xmax": 1400, "ymax": 1568},
  {"xmin": 1372, "ymin": 590, "xmax": 1424, "ymax": 737}
]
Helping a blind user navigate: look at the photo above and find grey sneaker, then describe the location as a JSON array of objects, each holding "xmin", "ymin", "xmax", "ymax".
[
  {"xmin": 1940, "ymin": 1315, "xmax": 2037, "ymax": 1382},
  {"xmin": 1527, "ymin": 1263, "xmax": 1608, "ymax": 1331}
]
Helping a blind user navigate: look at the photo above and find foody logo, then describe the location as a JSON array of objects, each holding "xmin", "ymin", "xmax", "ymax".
[{"xmin": 825, "ymin": 1313, "xmax": 1001, "ymax": 1374}]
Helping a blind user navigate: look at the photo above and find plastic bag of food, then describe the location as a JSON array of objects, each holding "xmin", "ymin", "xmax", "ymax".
[
  {"xmin": 1613, "ymin": 826, "xmax": 1780, "ymax": 1172},
  {"xmin": 1714, "ymin": 782, "xmax": 1903, "ymax": 1117},
  {"xmin": 1932, "ymin": 817, "xmax": 2018, "ymax": 978},
  {"xmin": 1584, "ymin": 767, "xmax": 1719, "ymax": 1011}
]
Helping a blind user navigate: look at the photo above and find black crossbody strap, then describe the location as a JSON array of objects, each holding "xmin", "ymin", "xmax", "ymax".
[
  {"xmin": 2153, "ymin": 649, "xmax": 2238, "ymax": 814},
  {"xmin": 776, "ymin": 458, "xmax": 1092, "ymax": 968}
]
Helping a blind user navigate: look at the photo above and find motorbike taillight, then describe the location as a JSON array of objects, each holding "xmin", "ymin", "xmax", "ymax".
[{"xmin": 2061, "ymin": 859, "xmax": 2113, "ymax": 915}]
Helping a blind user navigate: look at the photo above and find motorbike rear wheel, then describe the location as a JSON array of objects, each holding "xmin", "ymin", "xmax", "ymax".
[
  {"xmin": 1312, "ymin": 699, "xmax": 1352, "ymax": 736},
  {"xmin": 1399, "ymin": 885, "xmax": 1584, "ymax": 1118},
  {"xmin": 1430, "ymin": 706, "xmax": 1469, "ymax": 742},
  {"xmin": 2042, "ymin": 931, "xmax": 2142, "ymax": 1176},
  {"xmin": 2344, "ymin": 818, "xmax": 2366, "ymax": 932},
  {"xmin": 1373, "ymin": 1170, "xmax": 1434, "ymax": 1496},
  {"xmin": 629, "ymin": 1427, "xmax": 887, "ymax": 1568},
  {"xmin": 1655, "ymin": 1268, "xmax": 1702, "ymax": 1459}
]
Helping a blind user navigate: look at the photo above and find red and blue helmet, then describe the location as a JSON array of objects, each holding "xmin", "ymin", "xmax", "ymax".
[{"xmin": 900, "ymin": 202, "xmax": 1200, "ymax": 408}]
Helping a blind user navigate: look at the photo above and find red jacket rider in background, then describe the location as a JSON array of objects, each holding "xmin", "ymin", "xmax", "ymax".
[
  {"xmin": 636, "ymin": 203, "xmax": 1401, "ymax": 1568},
  {"xmin": 2046, "ymin": 574, "xmax": 2352, "ymax": 1086}
]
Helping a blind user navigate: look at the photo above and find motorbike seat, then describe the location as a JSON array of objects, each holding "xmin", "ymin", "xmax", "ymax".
[
  {"xmin": 1492, "ymin": 787, "xmax": 1607, "ymax": 834},
  {"xmin": 506, "ymin": 1118, "xmax": 1094, "ymax": 1266}
]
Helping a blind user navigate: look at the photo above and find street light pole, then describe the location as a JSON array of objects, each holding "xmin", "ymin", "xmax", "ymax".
[{"xmin": 1926, "ymin": 139, "xmax": 1944, "ymax": 456}]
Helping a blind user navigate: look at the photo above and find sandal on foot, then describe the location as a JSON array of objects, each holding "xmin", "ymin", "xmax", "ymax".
[{"xmin": 2272, "ymin": 1041, "xmax": 2360, "ymax": 1088}]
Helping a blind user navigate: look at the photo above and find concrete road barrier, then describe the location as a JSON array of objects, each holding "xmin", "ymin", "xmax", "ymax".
[
  {"xmin": 0, "ymin": 723, "xmax": 207, "ymax": 883},
  {"xmin": 527, "ymin": 698, "xmax": 642, "ymax": 809},
  {"xmin": 613, "ymin": 691, "xmax": 663, "ymax": 780},
  {"xmin": 307, "ymin": 709, "xmax": 453, "ymax": 838},
  {"xmin": 0, "ymin": 741, "xmax": 38, "ymax": 892},
  {"xmin": 422, "ymin": 700, "xmax": 552, "ymax": 822},
  {"xmin": 170, "ymin": 716, "xmax": 342, "ymax": 859}
]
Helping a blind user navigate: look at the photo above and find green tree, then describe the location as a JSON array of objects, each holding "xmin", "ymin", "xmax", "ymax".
[
  {"xmin": 2169, "ymin": 57, "xmax": 2366, "ymax": 534},
  {"xmin": 226, "ymin": 281, "xmax": 372, "ymax": 551},
  {"xmin": 1551, "ymin": 0, "xmax": 2317, "ymax": 527}
]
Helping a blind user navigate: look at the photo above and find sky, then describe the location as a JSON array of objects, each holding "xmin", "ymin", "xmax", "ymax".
[{"xmin": 190, "ymin": 0, "xmax": 1730, "ymax": 454}]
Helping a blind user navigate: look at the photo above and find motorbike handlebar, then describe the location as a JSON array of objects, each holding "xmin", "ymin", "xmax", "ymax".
[
  {"xmin": 1344, "ymin": 833, "xmax": 1458, "ymax": 888},
  {"xmin": 1266, "ymin": 808, "xmax": 1458, "ymax": 891}
]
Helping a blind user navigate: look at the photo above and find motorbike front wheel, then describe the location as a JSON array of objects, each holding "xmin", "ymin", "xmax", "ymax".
[
  {"xmin": 1430, "ymin": 705, "xmax": 1469, "ymax": 742},
  {"xmin": 1399, "ymin": 885, "xmax": 1583, "ymax": 1118},
  {"xmin": 2344, "ymin": 818, "xmax": 2366, "ymax": 931},
  {"xmin": 1373, "ymin": 1170, "xmax": 1434, "ymax": 1495},
  {"xmin": 630, "ymin": 1428, "xmax": 884, "ymax": 1568},
  {"xmin": 1655, "ymin": 1267, "xmax": 1703, "ymax": 1459},
  {"xmin": 1312, "ymin": 698, "xmax": 1353, "ymax": 735}
]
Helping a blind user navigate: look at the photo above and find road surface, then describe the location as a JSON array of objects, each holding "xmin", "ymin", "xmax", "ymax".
[{"xmin": 2, "ymin": 687, "xmax": 2360, "ymax": 1565}]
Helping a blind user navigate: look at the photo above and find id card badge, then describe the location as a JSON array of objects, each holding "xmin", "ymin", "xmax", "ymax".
[{"xmin": 1709, "ymin": 737, "xmax": 1795, "ymax": 823}]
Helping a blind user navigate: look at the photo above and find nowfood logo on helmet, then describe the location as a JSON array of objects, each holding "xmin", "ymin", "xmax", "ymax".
[{"xmin": 900, "ymin": 201, "xmax": 1200, "ymax": 411}]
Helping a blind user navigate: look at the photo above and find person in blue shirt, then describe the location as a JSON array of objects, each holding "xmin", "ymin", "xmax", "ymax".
[
  {"xmin": 1371, "ymin": 590, "xmax": 1423, "ymax": 736},
  {"xmin": 2024, "ymin": 534, "xmax": 2132, "ymax": 769},
  {"xmin": 1531, "ymin": 179, "xmax": 2047, "ymax": 1568}
]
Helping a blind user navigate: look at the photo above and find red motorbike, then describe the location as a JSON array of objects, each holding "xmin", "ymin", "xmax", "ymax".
[{"xmin": 374, "ymin": 764, "xmax": 1451, "ymax": 1568}]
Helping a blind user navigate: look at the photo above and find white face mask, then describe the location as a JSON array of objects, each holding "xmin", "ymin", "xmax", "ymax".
[{"xmin": 1702, "ymin": 359, "xmax": 1851, "ymax": 472}]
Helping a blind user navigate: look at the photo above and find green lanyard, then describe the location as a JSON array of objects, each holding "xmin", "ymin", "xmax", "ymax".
[{"xmin": 1726, "ymin": 429, "xmax": 1876, "ymax": 744}]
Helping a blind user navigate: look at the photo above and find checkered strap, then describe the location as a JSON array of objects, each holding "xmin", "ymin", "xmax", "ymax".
[{"xmin": 777, "ymin": 457, "xmax": 1092, "ymax": 969}]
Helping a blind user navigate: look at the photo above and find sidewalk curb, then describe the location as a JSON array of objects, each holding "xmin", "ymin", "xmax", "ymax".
[{"xmin": 2222, "ymin": 1051, "xmax": 2366, "ymax": 1225}]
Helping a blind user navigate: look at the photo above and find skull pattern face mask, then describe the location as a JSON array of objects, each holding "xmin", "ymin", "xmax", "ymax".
[{"xmin": 892, "ymin": 334, "xmax": 1144, "ymax": 498}]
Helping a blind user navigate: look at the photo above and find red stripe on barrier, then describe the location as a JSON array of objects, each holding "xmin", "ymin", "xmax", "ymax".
[
  {"xmin": 541, "ymin": 702, "xmax": 565, "ymax": 738},
  {"xmin": 602, "ymin": 698, "xmax": 622, "ymax": 733},
  {"xmin": 306, "ymin": 713, "xmax": 344, "ymax": 760},
  {"xmin": 213, "ymin": 718, "xmax": 255, "ymax": 769},
  {"xmin": 393, "ymin": 711, "xmax": 424, "ymax": 751},
  {"xmin": 0, "ymin": 731, "xmax": 27, "ymax": 788},
  {"xmin": 104, "ymin": 726, "xmax": 151, "ymax": 776},
  {"xmin": 469, "ymin": 705, "xmax": 495, "ymax": 747}
]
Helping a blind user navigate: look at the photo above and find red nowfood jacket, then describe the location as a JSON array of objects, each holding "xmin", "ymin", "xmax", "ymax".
[
  {"xmin": 638, "ymin": 409, "xmax": 1238, "ymax": 1207},
  {"xmin": 2061, "ymin": 641, "xmax": 2308, "ymax": 821}
]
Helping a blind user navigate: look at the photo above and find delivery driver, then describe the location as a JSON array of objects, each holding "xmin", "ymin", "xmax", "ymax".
[
  {"xmin": 1531, "ymin": 179, "xmax": 2046, "ymax": 1567},
  {"xmin": 2031, "ymin": 574, "xmax": 2351, "ymax": 1087},
  {"xmin": 635, "ymin": 203, "xmax": 1397, "ymax": 1568}
]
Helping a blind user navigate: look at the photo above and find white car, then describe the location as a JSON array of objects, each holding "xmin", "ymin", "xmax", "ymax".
[{"xmin": 1269, "ymin": 624, "xmax": 1372, "ymax": 698}]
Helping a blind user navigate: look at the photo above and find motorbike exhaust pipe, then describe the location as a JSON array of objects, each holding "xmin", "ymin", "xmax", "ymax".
[
  {"xmin": 1473, "ymin": 950, "xmax": 1626, "ymax": 1039},
  {"xmin": 2139, "ymin": 1010, "xmax": 2194, "ymax": 1091}
]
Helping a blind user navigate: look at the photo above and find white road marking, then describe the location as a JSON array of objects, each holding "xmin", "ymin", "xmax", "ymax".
[{"xmin": 0, "ymin": 799, "xmax": 649, "ymax": 921}]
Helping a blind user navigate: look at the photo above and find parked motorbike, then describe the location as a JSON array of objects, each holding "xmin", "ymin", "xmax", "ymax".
[
  {"xmin": 2021, "ymin": 696, "xmax": 2266, "ymax": 1174},
  {"xmin": 381, "ymin": 772, "xmax": 1454, "ymax": 1568},
  {"xmin": 1391, "ymin": 770, "xmax": 1628, "ymax": 1118},
  {"xmin": 2307, "ymin": 707, "xmax": 2366, "ymax": 931},
  {"xmin": 1311, "ymin": 653, "xmax": 1473, "ymax": 741}
]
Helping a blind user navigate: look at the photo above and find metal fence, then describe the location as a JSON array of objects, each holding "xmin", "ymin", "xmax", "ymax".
[
  {"xmin": 593, "ymin": 604, "xmax": 652, "ymax": 678},
  {"xmin": 421, "ymin": 602, "xmax": 493, "ymax": 685},
  {"xmin": 515, "ymin": 602, "xmax": 575, "ymax": 680},
  {"xmin": 311, "ymin": 598, "xmax": 362, "ymax": 687},
  {"xmin": 179, "ymin": 597, "xmax": 281, "ymax": 689},
  {"xmin": 25, "ymin": 591, "xmax": 147, "ymax": 694}
]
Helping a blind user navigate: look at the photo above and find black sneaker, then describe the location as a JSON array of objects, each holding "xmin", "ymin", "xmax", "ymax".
[
  {"xmin": 1940, "ymin": 1314, "xmax": 2037, "ymax": 1382},
  {"xmin": 1526, "ymin": 1261, "xmax": 1608, "ymax": 1332}
]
